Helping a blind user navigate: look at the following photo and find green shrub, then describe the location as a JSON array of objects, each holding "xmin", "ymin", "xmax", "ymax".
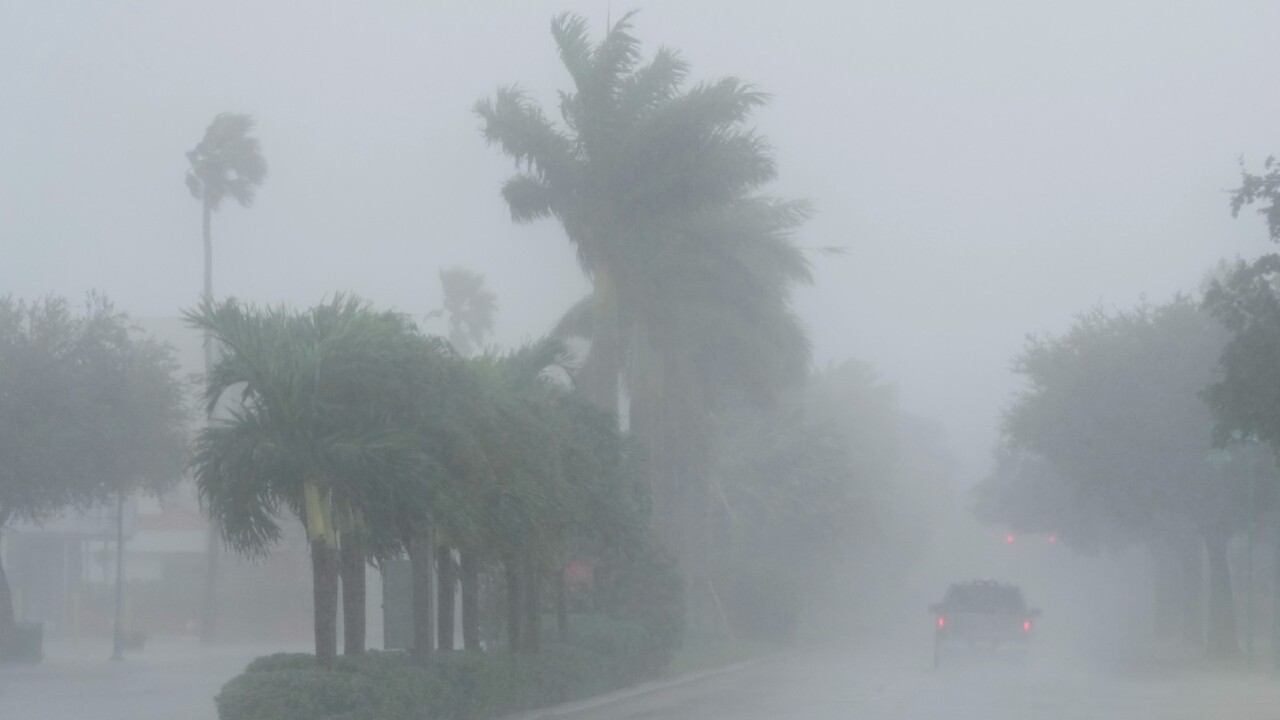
[
  {"xmin": 219, "ymin": 651, "xmax": 444, "ymax": 720},
  {"xmin": 594, "ymin": 541, "xmax": 686, "ymax": 670},
  {"xmin": 218, "ymin": 613, "xmax": 679, "ymax": 720},
  {"xmin": 242, "ymin": 653, "xmax": 318, "ymax": 674}
]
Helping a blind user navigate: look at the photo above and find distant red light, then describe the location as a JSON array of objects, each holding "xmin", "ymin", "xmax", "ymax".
[
  {"xmin": 1006, "ymin": 534, "xmax": 1016, "ymax": 544},
  {"xmin": 938, "ymin": 617, "xmax": 946, "ymax": 628},
  {"xmin": 1048, "ymin": 534, "xmax": 1057, "ymax": 543},
  {"xmin": 1023, "ymin": 620, "xmax": 1032, "ymax": 631}
]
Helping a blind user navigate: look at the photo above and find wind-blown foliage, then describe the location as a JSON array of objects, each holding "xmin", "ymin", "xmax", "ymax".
[
  {"xmin": 478, "ymin": 12, "xmax": 812, "ymax": 627},
  {"xmin": 187, "ymin": 296, "xmax": 430, "ymax": 665},
  {"xmin": 709, "ymin": 361, "xmax": 951, "ymax": 640},
  {"xmin": 186, "ymin": 114, "xmax": 268, "ymax": 212},
  {"xmin": 982, "ymin": 297, "xmax": 1269, "ymax": 656},
  {"xmin": 0, "ymin": 294, "xmax": 187, "ymax": 648},
  {"xmin": 429, "ymin": 267, "xmax": 497, "ymax": 358}
]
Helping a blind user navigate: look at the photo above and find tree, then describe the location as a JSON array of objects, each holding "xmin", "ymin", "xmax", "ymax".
[
  {"xmin": 426, "ymin": 267, "xmax": 496, "ymax": 649},
  {"xmin": 985, "ymin": 298, "xmax": 1265, "ymax": 656},
  {"xmin": 708, "ymin": 361, "xmax": 952, "ymax": 641},
  {"xmin": 477, "ymin": 12, "xmax": 811, "ymax": 623},
  {"xmin": 186, "ymin": 112, "xmax": 267, "ymax": 642},
  {"xmin": 429, "ymin": 267, "xmax": 497, "ymax": 359},
  {"xmin": 187, "ymin": 296, "xmax": 424, "ymax": 666},
  {"xmin": 0, "ymin": 295, "xmax": 187, "ymax": 654},
  {"xmin": 476, "ymin": 11, "xmax": 799, "ymax": 414},
  {"xmin": 1204, "ymin": 155, "xmax": 1280, "ymax": 448},
  {"xmin": 1202, "ymin": 155, "xmax": 1280, "ymax": 667}
]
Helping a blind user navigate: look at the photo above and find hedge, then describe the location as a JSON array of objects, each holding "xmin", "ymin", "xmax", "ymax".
[{"xmin": 216, "ymin": 615, "xmax": 672, "ymax": 720}]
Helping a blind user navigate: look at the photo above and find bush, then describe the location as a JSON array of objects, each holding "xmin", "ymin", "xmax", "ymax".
[
  {"xmin": 594, "ymin": 540, "xmax": 686, "ymax": 670},
  {"xmin": 217, "ymin": 616, "xmax": 675, "ymax": 720},
  {"xmin": 218, "ymin": 652, "xmax": 445, "ymax": 720}
]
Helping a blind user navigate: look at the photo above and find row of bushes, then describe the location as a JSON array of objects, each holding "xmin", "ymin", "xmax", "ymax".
[{"xmin": 216, "ymin": 615, "xmax": 674, "ymax": 720}]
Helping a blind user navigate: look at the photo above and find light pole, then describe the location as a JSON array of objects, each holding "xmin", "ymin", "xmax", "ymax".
[{"xmin": 110, "ymin": 491, "xmax": 125, "ymax": 661}]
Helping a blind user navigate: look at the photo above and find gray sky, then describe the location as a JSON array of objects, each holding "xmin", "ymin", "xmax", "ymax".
[{"xmin": 3, "ymin": 1, "xmax": 1279, "ymax": 482}]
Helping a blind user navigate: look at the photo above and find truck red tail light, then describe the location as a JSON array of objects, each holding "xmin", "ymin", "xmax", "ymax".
[
  {"xmin": 938, "ymin": 617, "xmax": 945, "ymax": 628},
  {"xmin": 1023, "ymin": 620, "xmax": 1031, "ymax": 631}
]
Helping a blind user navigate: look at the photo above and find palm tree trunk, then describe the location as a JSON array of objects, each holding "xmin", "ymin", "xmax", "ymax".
[
  {"xmin": 340, "ymin": 532, "xmax": 366, "ymax": 655},
  {"xmin": 460, "ymin": 551, "xmax": 480, "ymax": 651},
  {"xmin": 311, "ymin": 541, "xmax": 339, "ymax": 667},
  {"xmin": 521, "ymin": 548, "xmax": 540, "ymax": 654},
  {"xmin": 436, "ymin": 545, "xmax": 455, "ymax": 651},
  {"xmin": 505, "ymin": 556, "xmax": 521, "ymax": 654},
  {"xmin": 409, "ymin": 530, "xmax": 434, "ymax": 662},
  {"xmin": 1205, "ymin": 534, "xmax": 1241, "ymax": 658},
  {"xmin": 199, "ymin": 196, "xmax": 221, "ymax": 644},
  {"xmin": 587, "ymin": 264, "xmax": 620, "ymax": 419}
]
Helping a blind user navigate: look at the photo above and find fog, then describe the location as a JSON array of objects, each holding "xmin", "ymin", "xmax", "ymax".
[
  {"xmin": 4, "ymin": 2, "xmax": 1280, "ymax": 719},
  {"xmin": 7, "ymin": 1, "xmax": 1280, "ymax": 478}
]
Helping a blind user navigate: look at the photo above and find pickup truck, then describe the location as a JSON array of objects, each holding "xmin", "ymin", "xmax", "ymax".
[{"xmin": 929, "ymin": 580, "xmax": 1040, "ymax": 667}]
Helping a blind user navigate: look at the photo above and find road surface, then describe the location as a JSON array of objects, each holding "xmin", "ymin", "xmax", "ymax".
[
  {"xmin": 552, "ymin": 645, "xmax": 1280, "ymax": 720},
  {"xmin": 0, "ymin": 637, "xmax": 300, "ymax": 720},
  {"xmin": 5, "ymin": 637, "xmax": 1280, "ymax": 719}
]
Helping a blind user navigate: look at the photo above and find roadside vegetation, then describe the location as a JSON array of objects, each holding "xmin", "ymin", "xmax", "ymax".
[
  {"xmin": 977, "ymin": 157, "xmax": 1280, "ymax": 663},
  {"xmin": 12, "ymin": 6, "xmax": 1280, "ymax": 720}
]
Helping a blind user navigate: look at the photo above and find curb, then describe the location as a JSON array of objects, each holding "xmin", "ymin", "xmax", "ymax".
[{"xmin": 500, "ymin": 651, "xmax": 787, "ymax": 720}]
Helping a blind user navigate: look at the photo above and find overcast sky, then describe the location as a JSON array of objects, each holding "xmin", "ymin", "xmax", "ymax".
[{"xmin": 3, "ymin": 1, "xmax": 1279, "ymax": 482}]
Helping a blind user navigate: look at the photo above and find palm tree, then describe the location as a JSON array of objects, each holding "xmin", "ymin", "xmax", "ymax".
[
  {"xmin": 476, "ymin": 11, "xmax": 779, "ymax": 417},
  {"xmin": 427, "ymin": 267, "xmax": 496, "ymax": 650},
  {"xmin": 185, "ymin": 112, "xmax": 267, "ymax": 642},
  {"xmin": 477, "ymin": 12, "xmax": 812, "ymax": 626},
  {"xmin": 187, "ymin": 297, "xmax": 422, "ymax": 666},
  {"xmin": 430, "ymin": 267, "xmax": 497, "ymax": 358}
]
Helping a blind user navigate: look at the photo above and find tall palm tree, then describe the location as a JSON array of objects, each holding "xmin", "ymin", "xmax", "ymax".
[
  {"xmin": 477, "ymin": 12, "xmax": 812, "ymax": 625},
  {"xmin": 187, "ymin": 297, "xmax": 422, "ymax": 666},
  {"xmin": 185, "ymin": 112, "xmax": 267, "ymax": 642},
  {"xmin": 476, "ymin": 11, "xmax": 779, "ymax": 416}
]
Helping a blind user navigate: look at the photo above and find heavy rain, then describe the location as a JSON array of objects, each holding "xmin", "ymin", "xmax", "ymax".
[{"xmin": 3, "ymin": 3, "xmax": 1280, "ymax": 719}]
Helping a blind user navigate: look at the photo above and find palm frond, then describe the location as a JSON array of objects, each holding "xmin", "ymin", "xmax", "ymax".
[{"xmin": 474, "ymin": 87, "xmax": 578, "ymax": 188}]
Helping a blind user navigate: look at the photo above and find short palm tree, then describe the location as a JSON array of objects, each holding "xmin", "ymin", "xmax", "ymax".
[
  {"xmin": 425, "ymin": 267, "xmax": 496, "ymax": 649},
  {"xmin": 187, "ymin": 296, "xmax": 422, "ymax": 666}
]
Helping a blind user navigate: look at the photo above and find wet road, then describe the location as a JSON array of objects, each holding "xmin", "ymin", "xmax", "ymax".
[
  {"xmin": 0, "ymin": 638, "xmax": 297, "ymax": 720},
  {"xmin": 6, "ymin": 638, "xmax": 1280, "ymax": 719},
  {"xmin": 561, "ymin": 646, "xmax": 1280, "ymax": 720}
]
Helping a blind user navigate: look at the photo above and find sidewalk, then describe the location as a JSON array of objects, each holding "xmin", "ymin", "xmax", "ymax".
[{"xmin": 0, "ymin": 637, "xmax": 305, "ymax": 720}]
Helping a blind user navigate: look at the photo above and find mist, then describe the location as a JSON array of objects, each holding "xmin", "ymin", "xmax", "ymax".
[{"xmin": 4, "ymin": 2, "xmax": 1280, "ymax": 719}]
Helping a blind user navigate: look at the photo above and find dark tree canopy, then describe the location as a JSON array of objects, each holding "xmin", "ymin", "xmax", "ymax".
[
  {"xmin": 986, "ymin": 298, "xmax": 1264, "ymax": 550},
  {"xmin": 0, "ymin": 294, "xmax": 187, "ymax": 529}
]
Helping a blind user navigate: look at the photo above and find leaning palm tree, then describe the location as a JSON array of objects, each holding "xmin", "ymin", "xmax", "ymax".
[
  {"xmin": 187, "ymin": 296, "xmax": 422, "ymax": 666},
  {"xmin": 186, "ymin": 112, "xmax": 267, "ymax": 642}
]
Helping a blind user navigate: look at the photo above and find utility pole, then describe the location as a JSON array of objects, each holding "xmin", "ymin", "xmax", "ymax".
[
  {"xmin": 1273, "ymin": 480, "xmax": 1280, "ymax": 677},
  {"xmin": 111, "ymin": 491, "xmax": 125, "ymax": 661}
]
